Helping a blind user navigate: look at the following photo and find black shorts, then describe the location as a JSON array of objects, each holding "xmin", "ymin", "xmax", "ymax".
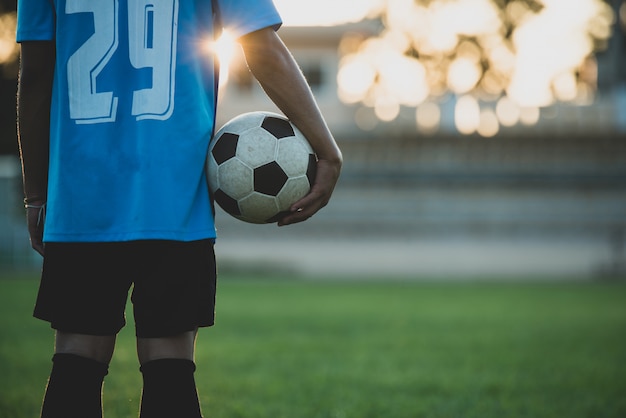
[{"xmin": 34, "ymin": 240, "xmax": 217, "ymax": 338}]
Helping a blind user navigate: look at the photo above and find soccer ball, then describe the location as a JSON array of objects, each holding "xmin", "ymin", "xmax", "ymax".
[{"xmin": 206, "ymin": 111, "xmax": 317, "ymax": 224}]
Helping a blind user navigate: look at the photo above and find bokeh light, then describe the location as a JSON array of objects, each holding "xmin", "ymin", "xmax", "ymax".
[
  {"xmin": 495, "ymin": 96, "xmax": 521, "ymax": 127},
  {"xmin": 0, "ymin": 11, "xmax": 18, "ymax": 70},
  {"xmin": 416, "ymin": 101, "xmax": 441, "ymax": 134},
  {"xmin": 478, "ymin": 107, "xmax": 500, "ymax": 137},
  {"xmin": 337, "ymin": 0, "xmax": 616, "ymax": 136},
  {"xmin": 455, "ymin": 95, "xmax": 481, "ymax": 134}
]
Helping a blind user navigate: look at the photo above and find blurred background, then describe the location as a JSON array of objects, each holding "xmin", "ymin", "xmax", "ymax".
[{"xmin": 0, "ymin": 0, "xmax": 625, "ymax": 279}]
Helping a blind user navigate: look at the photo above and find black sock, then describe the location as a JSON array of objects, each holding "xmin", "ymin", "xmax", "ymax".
[
  {"xmin": 139, "ymin": 358, "xmax": 203, "ymax": 418},
  {"xmin": 40, "ymin": 353, "xmax": 109, "ymax": 418}
]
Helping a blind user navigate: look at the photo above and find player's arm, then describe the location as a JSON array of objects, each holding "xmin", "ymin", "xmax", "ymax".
[
  {"xmin": 17, "ymin": 41, "xmax": 55, "ymax": 255},
  {"xmin": 238, "ymin": 27, "xmax": 343, "ymax": 226}
]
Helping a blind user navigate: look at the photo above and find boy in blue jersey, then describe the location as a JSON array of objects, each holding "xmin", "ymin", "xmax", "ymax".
[{"xmin": 16, "ymin": 1, "xmax": 342, "ymax": 417}]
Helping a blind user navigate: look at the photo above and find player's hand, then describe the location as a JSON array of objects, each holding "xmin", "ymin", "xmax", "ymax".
[
  {"xmin": 26, "ymin": 202, "xmax": 45, "ymax": 256},
  {"xmin": 278, "ymin": 157, "xmax": 341, "ymax": 226}
]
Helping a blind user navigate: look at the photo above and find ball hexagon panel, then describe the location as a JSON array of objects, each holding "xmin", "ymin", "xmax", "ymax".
[
  {"xmin": 206, "ymin": 156, "xmax": 220, "ymax": 194},
  {"xmin": 276, "ymin": 136, "xmax": 313, "ymax": 177},
  {"xmin": 221, "ymin": 112, "xmax": 267, "ymax": 134},
  {"xmin": 217, "ymin": 158, "xmax": 254, "ymax": 200},
  {"xmin": 239, "ymin": 192, "xmax": 280, "ymax": 224},
  {"xmin": 276, "ymin": 176, "xmax": 311, "ymax": 211},
  {"xmin": 235, "ymin": 128, "xmax": 278, "ymax": 168}
]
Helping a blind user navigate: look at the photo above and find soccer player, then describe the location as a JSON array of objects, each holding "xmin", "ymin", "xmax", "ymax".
[{"xmin": 16, "ymin": 1, "xmax": 342, "ymax": 417}]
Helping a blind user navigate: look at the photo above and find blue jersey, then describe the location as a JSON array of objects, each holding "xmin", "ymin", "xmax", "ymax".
[{"xmin": 17, "ymin": 0, "xmax": 282, "ymax": 242}]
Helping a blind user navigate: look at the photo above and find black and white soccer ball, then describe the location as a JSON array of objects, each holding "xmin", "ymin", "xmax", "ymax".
[{"xmin": 206, "ymin": 111, "xmax": 317, "ymax": 224}]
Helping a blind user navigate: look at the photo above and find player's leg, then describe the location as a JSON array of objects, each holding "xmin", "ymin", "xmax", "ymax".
[
  {"xmin": 136, "ymin": 330, "xmax": 201, "ymax": 418},
  {"xmin": 131, "ymin": 240, "xmax": 217, "ymax": 418},
  {"xmin": 41, "ymin": 332, "xmax": 116, "ymax": 418},
  {"xmin": 34, "ymin": 242, "xmax": 133, "ymax": 418}
]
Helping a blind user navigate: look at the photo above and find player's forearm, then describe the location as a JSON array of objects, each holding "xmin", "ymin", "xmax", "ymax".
[
  {"xmin": 241, "ymin": 29, "xmax": 342, "ymax": 166},
  {"xmin": 17, "ymin": 42, "xmax": 54, "ymax": 204}
]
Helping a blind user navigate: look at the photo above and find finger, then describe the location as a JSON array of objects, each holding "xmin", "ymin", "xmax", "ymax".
[
  {"xmin": 277, "ymin": 210, "xmax": 310, "ymax": 226},
  {"xmin": 289, "ymin": 195, "xmax": 315, "ymax": 213},
  {"xmin": 280, "ymin": 195, "xmax": 323, "ymax": 226}
]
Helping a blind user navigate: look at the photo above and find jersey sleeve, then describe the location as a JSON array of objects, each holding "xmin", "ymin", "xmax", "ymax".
[
  {"xmin": 216, "ymin": 0, "xmax": 283, "ymax": 39},
  {"xmin": 16, "ymin": 0, "xmax": 56, "ymax": 42}
]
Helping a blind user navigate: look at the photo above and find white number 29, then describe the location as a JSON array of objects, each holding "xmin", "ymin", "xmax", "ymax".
[{"xmin": 66, "ymin": 0, "xmax": 179, "ymax": 124}]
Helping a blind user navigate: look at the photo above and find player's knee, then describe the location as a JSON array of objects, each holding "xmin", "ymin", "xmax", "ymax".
[
  {"xmin": 54, "ymin": 331, "xmax": 117, "ymax": 364},
  {"xmin": 136, "ymin": 330, "xmax": 197, "ymax": 364}
]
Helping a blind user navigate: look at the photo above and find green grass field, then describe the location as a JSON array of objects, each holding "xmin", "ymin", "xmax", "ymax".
[{"xmin": 1, "ymin": 274, "xmax": 625, "ymax": 418}]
